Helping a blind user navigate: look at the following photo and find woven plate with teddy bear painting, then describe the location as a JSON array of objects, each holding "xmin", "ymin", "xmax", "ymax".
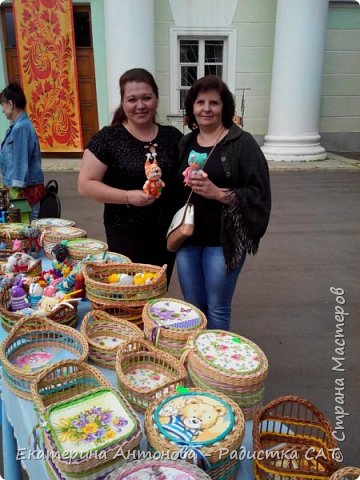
[{"xmin": 145, "ymin": 388, "xmax": 245, "ymax": 480}]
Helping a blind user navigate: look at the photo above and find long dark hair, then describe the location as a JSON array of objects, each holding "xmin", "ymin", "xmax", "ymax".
[
  {"xmin": 184, "ymin": 75, "xmax": 235, "ymax": 130},
  {"xmin": 111, "ymin": 68, "xmax": 159, "ymax": 126},
  {"xmin": 0, "ymin": 82, "xmax": 27, "ymax": 109}
]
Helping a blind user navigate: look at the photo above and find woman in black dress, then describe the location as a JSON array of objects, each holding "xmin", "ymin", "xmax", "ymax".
[{"xmin": 78, "ymin": 68, "xmax": 182, "ymax": 281}]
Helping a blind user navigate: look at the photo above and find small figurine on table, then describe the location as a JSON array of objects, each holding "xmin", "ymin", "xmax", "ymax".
[{"xmin": 52, "ymin": 242, "xmax": 69, "ymax": 278}]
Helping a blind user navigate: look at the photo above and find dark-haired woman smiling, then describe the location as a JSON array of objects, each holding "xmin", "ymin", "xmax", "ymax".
[{"xmin": 176, "ymin": 75, "xmax": 271, "ymax": 330}]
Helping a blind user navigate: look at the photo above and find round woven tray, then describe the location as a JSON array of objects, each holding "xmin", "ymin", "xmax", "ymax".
[
  {"xmin": 31, "ymin": 218, "xmax": 76, "ymax": 231},
  {"xmin": 81, "ymin": 309, "xmax": 144, "ymax": 368},
  {"xmin": 64, "ymin": 238, "xmax": 108, "ymax": 263},
  {"xmin": 115, "ymin": 338, "xmax": 187, "ymax": 413},
  {"xmin": 142, "ymin": 298, "xmax": 207, "ymax": 358},
  {"xmin": 40, "ymin": 226, "xmax": 87, "ymax": 258},
  {"xmin": 107, "ymin": 458, "xmax": 212, "ymax": 479},
  {"xmin": 81, "ymin": 251, "xmax": 131, "ymax": 265},
  {"xmin": 0, "ymin": 285, "xmax": 78, "ymax": 331},
  {"xmin": 330, "ymin": 467, "xmax": 360, "ymax": 480},
  {"xmin": 31, "ymin": 360, "xmax": 142, "ymax": 476},
  {"xmin": 82, "ymin": 262, "xmax": 167, "ymax": 304},
  {"xmin": 0, "ymin": 317, "xmax": 88, "ymax": 399},
  {"xmin": 253, "ymin": 395, "xmax": 341, "ymax": 479},
  {"xmin": 144, "ymin": 388, "xmax": 245, "ymax": 479},
  {"xmin": 184, "ymin": 330, "xmax": 268, "ymax": 420}
]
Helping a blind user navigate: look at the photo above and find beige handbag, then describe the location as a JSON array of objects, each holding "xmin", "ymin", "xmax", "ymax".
[{"xmin": 166, "ymin": 193, "xmax": 194, "ymax": 252}]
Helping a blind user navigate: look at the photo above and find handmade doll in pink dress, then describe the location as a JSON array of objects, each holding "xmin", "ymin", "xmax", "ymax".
[{"xmin": 182, "ymin": 150, "xmax": 208, "ymax": 186}]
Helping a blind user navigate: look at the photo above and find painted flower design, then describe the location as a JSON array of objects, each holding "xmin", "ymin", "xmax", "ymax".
[
  {"xmin": 54, "ymin": 406, "xmax": 128, "ymax": 447},
  {"xmin": 195, "ymin": 332, "xmax": 262, "ymax": 374},
  {"xmin": 125, "ymin": 367, "xmax": 170, "ymax": 390},
  {"xmin": 13, "ymin": 350, "xmax": 54, "ymax": 371}
]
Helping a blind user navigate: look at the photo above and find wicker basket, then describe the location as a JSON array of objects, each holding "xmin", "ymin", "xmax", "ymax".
[
  {"xmin": 83, "ymin": 262, "xmax": 167, "ymax": 326},
  {"xmin": 64, "ymin": 238, "xmax": 108, "ymax": 264},
  {"xmin": 0, "ymin": 256, "xmax": 42, "ymax": 277},
  {"xmin": 0, "ymin": 223, "xmax": 29, "ymax": 247},
  {"xmin": 184, "ymin": 330, "xmax": 268, "ymax": 420},
  {"xmin": 30, "ymin": 360, "xmax": 142, "ymax": 477},
  {"xmin": 40, "ymin": 226, "xmax": 87, "ymax": 258},
  {"xmin": 0, "ymin": 284, "xmax": 78, "ymax": 332},
  {"xmin": 106, "ymin": 459, "xmax": 212, "ymax": 479},
  {"xmin": 145, "ymin": 388, "xmax": 245, "ymax": 480},
  {"xmin": 31, "ymin": 218, "xmax": 76, "ymax": 231},
  {"xmin": 81, "ymin": 251, "xmax": 131, "ymax": 265},
  {"xmin": 253, "ymin": 395, "xmax": 341, "ymax": 479},
  {"xmin": 143, "ymin": 298, "xmax": 207, "ymax": 358},
  {"xmin": 0, "ymin": 317, "xmax": 88, "ymax": 399},
  {"xmin": 330, "ymin": 467, "xmax": 360, "ymax": 480},
  {"xmin": 81, "ymin": 309, "xmax": 144, "ymax": 368},
  {"xmin": 115, "ymin": 338, "xmax": 186, "ymax": 412}
]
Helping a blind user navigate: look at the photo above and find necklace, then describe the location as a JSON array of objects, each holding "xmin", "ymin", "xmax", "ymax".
[
  {"xmin": 197, "ymin": 125, "xmax": 227, "ymax": 147},
  {"xmin": 124, "ymin": 122, "xmax": 158, "ymax": 142}
]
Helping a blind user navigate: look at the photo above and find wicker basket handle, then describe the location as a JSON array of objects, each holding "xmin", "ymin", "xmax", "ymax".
[{"xmin": 117, "ymin": 338, "xmax": 157, "ymax": 357}]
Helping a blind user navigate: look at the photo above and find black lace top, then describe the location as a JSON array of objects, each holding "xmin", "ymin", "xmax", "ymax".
[{"xmin": 86, "ymin": 124, "xmax": 183, "ymax": 235}]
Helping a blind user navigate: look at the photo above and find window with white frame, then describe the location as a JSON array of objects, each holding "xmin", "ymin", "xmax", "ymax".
[{"xmin": 178, "ymin": 38, "xmax": 225, "ymax": 111}]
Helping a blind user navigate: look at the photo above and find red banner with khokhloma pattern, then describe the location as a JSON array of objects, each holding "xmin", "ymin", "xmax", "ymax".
[{"xmin": 13, "ymin": 0, "xmax": 83, "ymax": 152}]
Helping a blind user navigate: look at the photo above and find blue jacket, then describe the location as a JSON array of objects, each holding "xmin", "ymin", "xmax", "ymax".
[{"xmin": 0, "ymin": 112, "xmax": 44, "ymax": 187}]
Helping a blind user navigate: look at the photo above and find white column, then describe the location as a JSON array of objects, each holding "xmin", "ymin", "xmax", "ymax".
[
  {"xmin": 104, "ymin": 0, "xmax": 155, "ymax": 119},
  {"xmin": 262, "ymin": 0, "xmax": 329, "ymax": 161}
]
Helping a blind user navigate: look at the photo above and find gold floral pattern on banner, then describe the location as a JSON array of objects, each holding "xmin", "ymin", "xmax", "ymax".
[{"xmin": 13, "ymin": 0, "xmax": 83, "ymax": 152}]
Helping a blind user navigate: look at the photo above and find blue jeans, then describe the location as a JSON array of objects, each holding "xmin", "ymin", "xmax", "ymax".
[
  {"xmin": 30, "ymin": 201, "xmax": 41, "ymax": 221},
  {"xmin": 176, "ymin": 245, "xmax": 245, "ymax": 331}
]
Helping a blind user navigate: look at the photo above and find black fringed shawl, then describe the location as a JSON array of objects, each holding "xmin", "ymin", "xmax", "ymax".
[{"xmin": 178, "ymin": 124, "xmax": 271, "ymax": 273}]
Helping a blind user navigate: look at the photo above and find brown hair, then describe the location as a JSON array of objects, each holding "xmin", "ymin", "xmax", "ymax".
[
  {"xmin": 111, "ymin": 68, "xmax": 159, "ymax": 126},
  {"xmin": 184, "ymin": 75, "xmax": 235, "ymax": 130},
  {"xmin": 0, "ymin": 82, "xmax": 27, "ymax": 110}
]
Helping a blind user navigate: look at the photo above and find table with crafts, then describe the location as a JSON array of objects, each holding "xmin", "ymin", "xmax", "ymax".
[{"xmin": 0, "ymin": 257, "xmax": 258, "ymax": 480}]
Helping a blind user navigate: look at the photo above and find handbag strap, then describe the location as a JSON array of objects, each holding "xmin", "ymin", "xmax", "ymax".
[{"xmin": 185, "ymin": 127, "xmax": 226, "ymax": 205}]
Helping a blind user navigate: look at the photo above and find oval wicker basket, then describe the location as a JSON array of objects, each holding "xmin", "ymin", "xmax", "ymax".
[
  {"xmin": 81, "ymin": 309, "xmax": 144, "ymax": 368},
  {"xmin": 0, "ymin": 256, "xmax": 42, "ymax": 277},
  {"xmin": 142, "ymin": 298, "xmax": 207, "ymax": 358},
  {"xmin": 31, "ymin": 218, "xmax": 76, "ymax": 231},
  {"xmin": 0, "ymin": 284, "xmax": 78, "ymax": 331},
  {"xmin": 31, "ymin": 360, "xmax": 142, "ymax": 477},
  {"xmin": 184, "ymin": 330, "xmax": 268, "ymax": 420},
  {"xmin": 64, "ymin": 237, "xmax": 108, "ymax": 263},
  {"xmin": 81, "ymin": 251, "xmax": 131, "ymax": 265},
  {"xmin": 330, "ymin": 467, "xmax": 360, "ymax": 480},
  {"xmin": 0, "ymin": 317, "xmax": 88, "ymax": 399},
  {"xmin": 83, "ymin": 262, "xmax": 167, "ymax": 304},
  {"xmin": 115, "ymin": 338, "xmax": 187, "ymax": 412},
  {"xmin": 40, "ymin": 226, "xmax": 87, "ymax": 258},
  {"xmin": 144, "ymin": 388, "xmax": 245, "ymax": 480},
  {"xmin": 106, "ymin": 459, "xmax": 212, "ymax": 479},
  {"xmin": 253, "ymin": 395, "xmax": 341, "ymax": 479}
]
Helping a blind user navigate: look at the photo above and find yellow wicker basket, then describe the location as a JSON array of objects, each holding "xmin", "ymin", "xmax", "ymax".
[
  {"xmin": 0, "ymin": 317, "xmax": 88, "ymax": 399},
  {"xmin": 39, "ymin": 226, "xmax": 87, "ymax": 258},
  {"xmin": 115, "ymin": 338, "xmax": 186, "ymax": 412},
  {"xmin": 81, "ymin": 309, "xmax": 144, "ymax": 368},
  {"xmin": 0, "ymin": 223, "xmax": 29, "ymax": 247},
  {"xmin": 253, "ymin": 395, "xmax": 341, "ymax": 479}
]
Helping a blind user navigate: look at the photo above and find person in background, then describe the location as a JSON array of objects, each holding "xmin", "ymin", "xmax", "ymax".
[
  {"xmin": 78, "ymin": 68, "xmax": 182, "ymax": 283},
  {"xmin": 0, "ymin": 82, "xmax": 45, "ymax": 220},
  {"xmin": 176, "ymin": 75, "xmax": 271, "ymax": 330}
]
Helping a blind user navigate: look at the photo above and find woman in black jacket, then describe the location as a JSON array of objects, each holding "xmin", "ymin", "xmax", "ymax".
[{"xmin": 176, "ymin": 75, "xmax": 271, "ymax": 330}]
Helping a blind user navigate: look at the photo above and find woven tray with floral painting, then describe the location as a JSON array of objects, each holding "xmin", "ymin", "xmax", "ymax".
[
  {"xmin": 144, "ymin": 387, "xmax": 245, "ymax": 480},
  {"xmin": 0, "ymin": 284, "xmax": 78, "ymax": 332},
  {"xmin": 81, "ymin": 251, "xmax": 131, "ymax": 265},
  {"xmin": 0, "ymin": 316, "xmax": 88, "ymax": 399},
  {"xmin": 81, "ymin": 309, "xmax": 144, "ymax": 369},
  {"xmin": 183, "ymin": 329, "xmax": 268, "ymax": 420},
  {"xmin": 40, "ymin": 226, "xmax": 87, "ymax": 258},
  {"xmin": 253, "ymin": 395, "xmax": 341, "ymax": 479},
  {"xmin": 142, "ymin": 298, "xmax": 207, "ymax": 358},
  {"xmin": 30, "ymin": 360, "xmax": 142, "ymax": 477},
  {"xmin": 64, "ymin": 238, "xmax": 108, "ymax": 264},
  {"xmin": 115, "ymin": 338, "xmax": 186, "ymax": 413}
]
